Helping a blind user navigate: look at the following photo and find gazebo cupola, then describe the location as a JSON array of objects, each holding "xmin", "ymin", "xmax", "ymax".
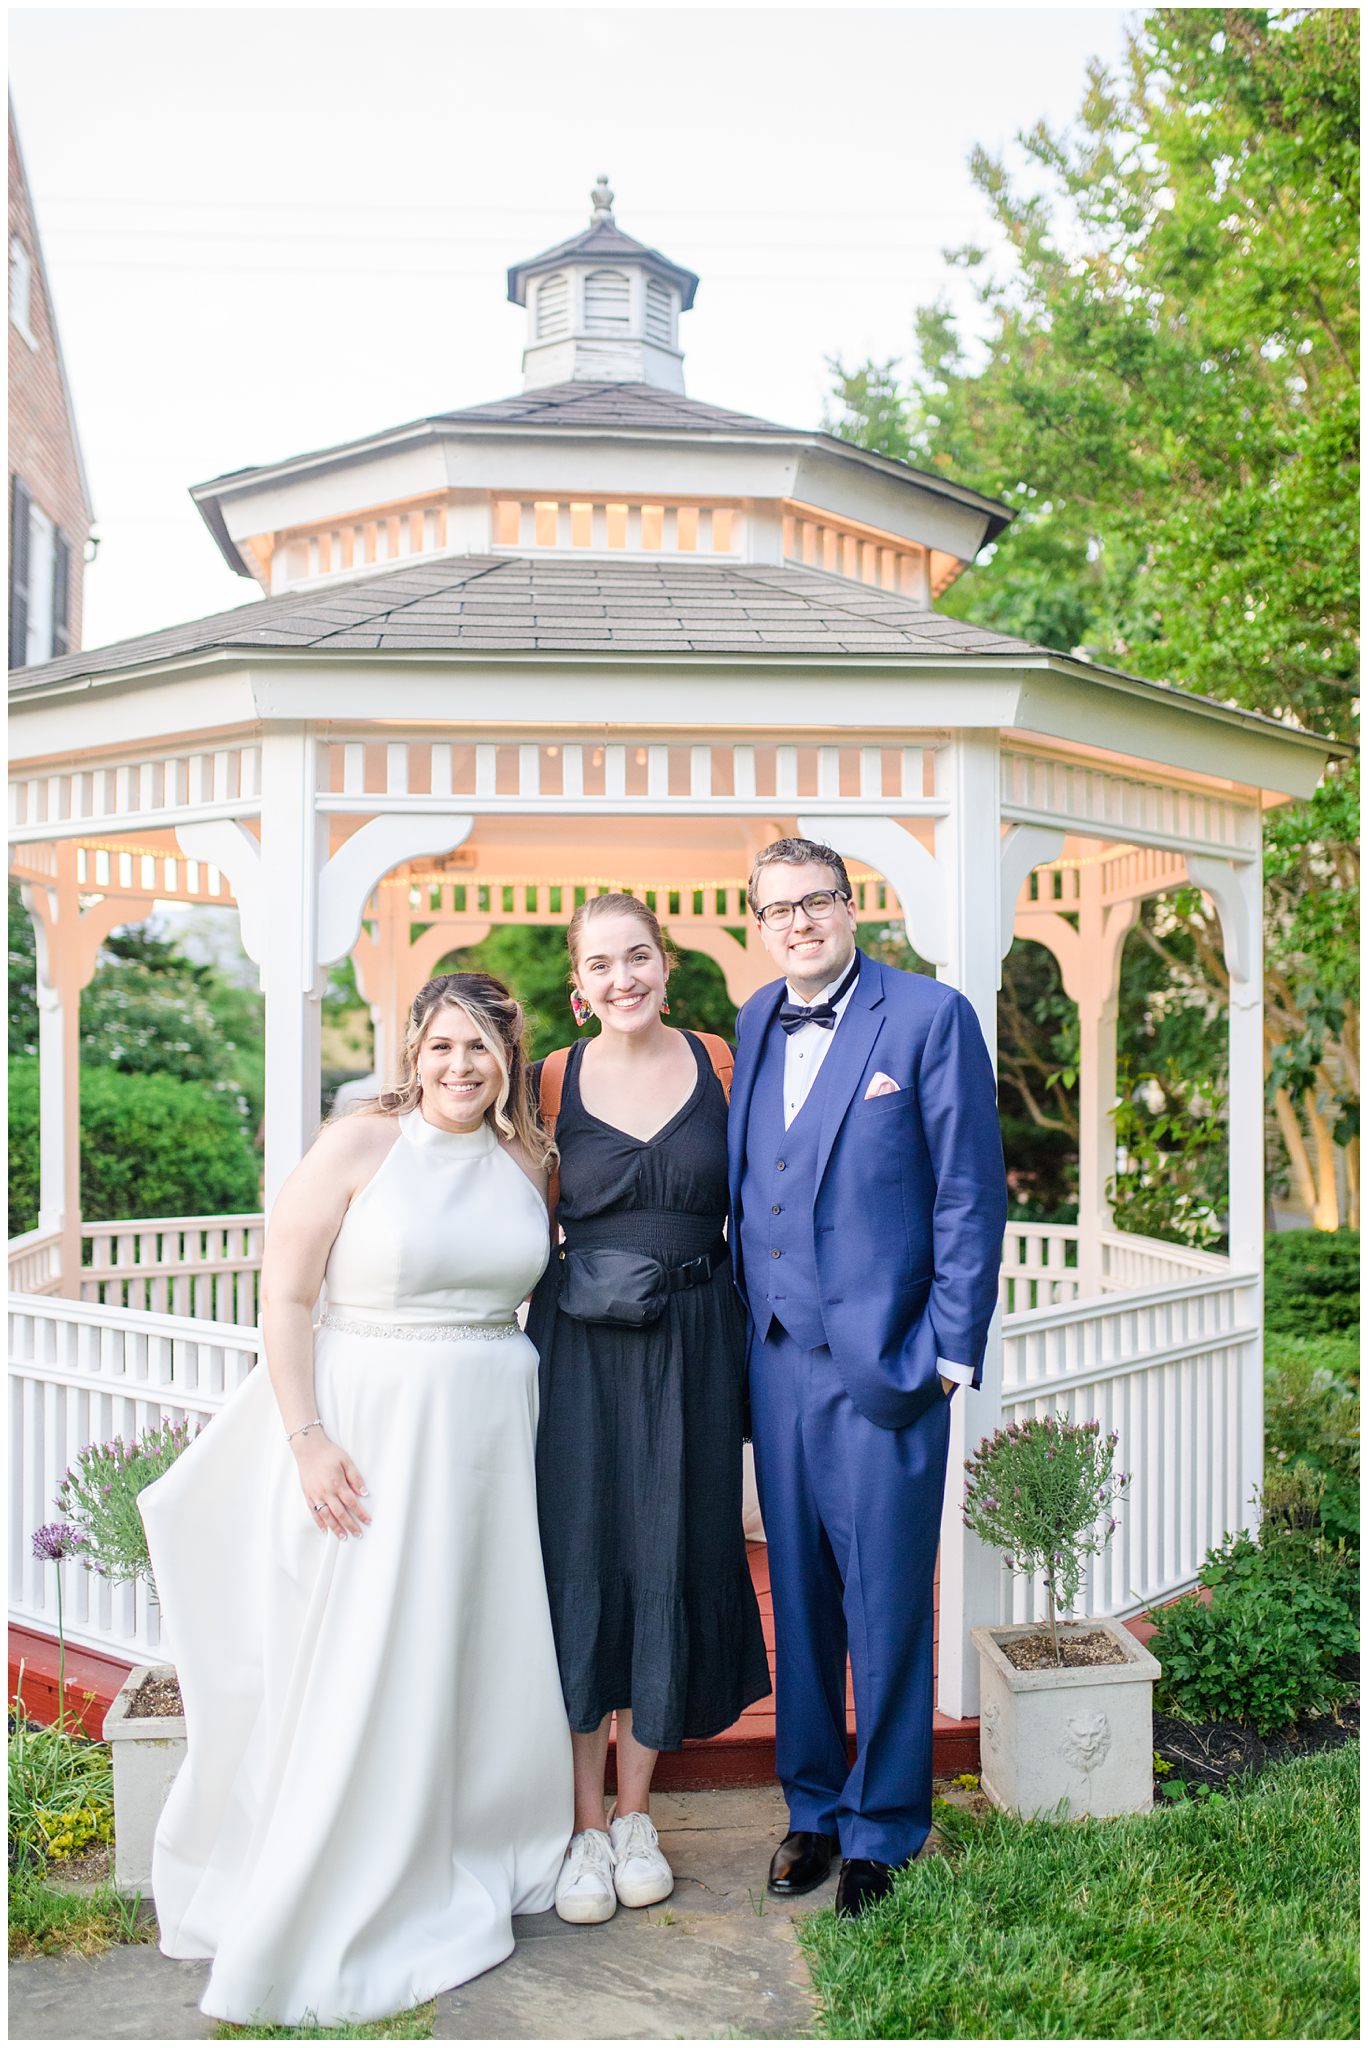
[{"xmin": 507, "ymin": 176, "xmax": 699, "ymax": 393}]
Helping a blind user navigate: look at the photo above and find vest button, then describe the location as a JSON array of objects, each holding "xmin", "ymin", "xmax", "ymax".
[
  {"xmin": 776, "ymin": 1160, "xmax": 786, "ymax": 1171},
  {"xmin": 771, "ymin": 1204, "xmax": 782, "ymax": 1215},
  {"xmin": 771, "ymin": 1248, "xmax": 782, "ymax": 1259}
]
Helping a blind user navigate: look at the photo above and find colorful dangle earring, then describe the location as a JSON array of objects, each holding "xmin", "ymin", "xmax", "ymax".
[
  {"xmin": 570, "ymin": 989, "xmax": 592, "ymax": 1028},
  {"xmin": 660, "ymin": 994, "xmax": 671, "ymax": 1015}
]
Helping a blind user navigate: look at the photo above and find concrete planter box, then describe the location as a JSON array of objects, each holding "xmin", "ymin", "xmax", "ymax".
[
  {"xmin": 971, "ymin": 1617, "xmax": 1161, "ymax": 1820},
  {"xmin": 102, "ymin": 1663, "xmax": 185, "ymax": 1892}
]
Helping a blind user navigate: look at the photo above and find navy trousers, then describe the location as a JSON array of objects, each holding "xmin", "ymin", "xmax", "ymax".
[{"xmin": 748, "ymin": 1321, "xmax": 951, "ymax": 1866}]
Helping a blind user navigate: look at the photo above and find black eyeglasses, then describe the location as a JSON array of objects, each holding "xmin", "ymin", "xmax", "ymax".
[{"xmin": 755, "ymin": 889, "xmax": 852, "ymax": 932}]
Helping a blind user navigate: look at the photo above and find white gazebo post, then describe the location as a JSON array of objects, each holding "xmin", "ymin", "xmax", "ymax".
[
  {"xmin": 1189, "ymin": 849, "xmax": 1265, "ymax": 1531},
  {"xmin": 931, "ymin": 732, "xmax": 1007, "ymax": 1720},
  {"xmin": 21, "ymin": 844, "xmax": 126, "ymax": 1291},
  {"xmin": 1073, "ymin": 861, "xmax": 1140, "ymax": 1298}
]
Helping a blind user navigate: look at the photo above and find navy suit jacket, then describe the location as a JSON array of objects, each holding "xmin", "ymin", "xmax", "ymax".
[{"xmin": 727, "ymin": 951, "xmax": 1007, "ymax": 1430}]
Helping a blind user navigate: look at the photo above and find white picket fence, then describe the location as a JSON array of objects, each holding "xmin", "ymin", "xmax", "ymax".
[
  {"xmin": 9, "ymin": 1213, "xmax": 1261, "ymax": 1669},
  {"xmin": 8, "ymin": 1294, "xmax": 259, "ymax": 1662},
  {"xmin": 1000, "ymin": 1254, "xmax": 1261, "ymax": 1626}
]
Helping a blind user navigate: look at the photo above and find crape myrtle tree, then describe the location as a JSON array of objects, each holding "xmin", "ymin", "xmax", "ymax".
[{"xmin": 828, "ymin": 7, "xmax": 1359, "ymax": 1228}]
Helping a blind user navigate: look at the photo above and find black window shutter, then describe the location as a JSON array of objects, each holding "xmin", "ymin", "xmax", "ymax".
[
  {"xmin": 52, "ymin": 528, "xmax": 71, "ymax": 657},
  {"xmin": 10, "ymin": 475, "xmax": 31, "ymax": 667}
]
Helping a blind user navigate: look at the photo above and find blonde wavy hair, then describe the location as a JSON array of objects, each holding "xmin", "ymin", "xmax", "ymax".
[{"xmin": 354, "ymin": 971, "xmax": 554, "ymax": 1170}]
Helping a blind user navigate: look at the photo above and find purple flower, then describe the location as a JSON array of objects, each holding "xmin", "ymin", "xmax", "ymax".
[
  {"xmin": 32, "ymin": 1522, "xmax": 86, "ymax": 1563},
  {"xmin": 984, "ymin": 1496, "xmax": 999, "ymax": 1512}
]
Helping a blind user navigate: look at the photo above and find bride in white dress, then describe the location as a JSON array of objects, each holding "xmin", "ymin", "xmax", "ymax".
[{"xmin": 139, "ymin": 972, "xmax": 573, "ymax": 2027}]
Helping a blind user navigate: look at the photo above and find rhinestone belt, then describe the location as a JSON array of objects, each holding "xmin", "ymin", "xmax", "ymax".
[{"xmin": 319, "ymin": 1310, "xmax": 519, "ymax": 1342}]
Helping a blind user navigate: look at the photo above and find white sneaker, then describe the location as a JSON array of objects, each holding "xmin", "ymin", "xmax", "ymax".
[
  {"xmin": 555, "ymin": 1828, "xmax": 617, "ymax": 1924},
  {"xmin": 609, "ymin": 1810, "xmax": 674, "ymax": 1908}
]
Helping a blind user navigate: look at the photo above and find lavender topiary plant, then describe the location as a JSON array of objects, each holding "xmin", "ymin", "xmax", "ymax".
[
  {"xmin": 56, "ymin": 1418, "xmax": 199, "ymax": 1591},
  {"xmin": 962, "ymin": 1414, "xmax": 1129, "ymax": 1663}
]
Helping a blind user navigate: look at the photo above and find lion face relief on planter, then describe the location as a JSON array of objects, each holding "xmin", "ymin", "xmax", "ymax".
[{"xmin": 963, "ymin": 1413, "xmax": 1160, "ymax": 1818}]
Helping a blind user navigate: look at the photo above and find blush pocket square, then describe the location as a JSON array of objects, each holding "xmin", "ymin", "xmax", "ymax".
[{"xmin": 863, "ymin": 1072, "xmax": 901, "ymax": 1099}]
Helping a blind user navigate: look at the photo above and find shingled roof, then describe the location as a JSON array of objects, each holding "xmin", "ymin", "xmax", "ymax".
[
  {"xmin": 436, "ymin": 381, "xmax": 793, "ymax": 434},
  {"xmin": 11, "ymin": 555, "xmax": 1046, "ymax": 691}
]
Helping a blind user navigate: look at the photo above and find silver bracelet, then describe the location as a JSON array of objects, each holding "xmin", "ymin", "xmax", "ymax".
[{"xmin": 287, "ymin": 1418, "xmax": 324, "ymax": 1444}]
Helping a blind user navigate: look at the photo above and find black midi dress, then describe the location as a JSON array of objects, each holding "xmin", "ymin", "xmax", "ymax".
[{"xmin": 527, "ymin": 1030, "xmax": 771, "ymax": 1752}]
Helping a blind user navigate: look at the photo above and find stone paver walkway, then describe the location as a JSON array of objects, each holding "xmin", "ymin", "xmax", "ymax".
[{"xmin": 10, "ymin": 1786, "xmax": 826, "ymax": 2041}]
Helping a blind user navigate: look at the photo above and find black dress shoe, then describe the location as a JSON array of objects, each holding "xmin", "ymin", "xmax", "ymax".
[
  {"xmin": 767, "ymin": 1829, "xmax": 840, "ymax": 1896},
  {"xmin": 835, "ymin": 1857, "xmax": 897, "ymax": 1918}
]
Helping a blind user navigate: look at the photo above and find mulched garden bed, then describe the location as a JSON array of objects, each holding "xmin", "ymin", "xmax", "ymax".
[{"xmin": 1153, "ymin": 1696, "xmax": 1359, "ymax": 1795}]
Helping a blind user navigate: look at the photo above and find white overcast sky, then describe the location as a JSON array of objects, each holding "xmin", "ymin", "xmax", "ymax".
[{"xmin": 11, "ymin": 4, "xmax": 1136, "ymax": 650}]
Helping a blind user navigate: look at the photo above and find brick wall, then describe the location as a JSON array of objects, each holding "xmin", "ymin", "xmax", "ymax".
[{"xmin": 9, "ymin": 112, "xmax": 91, "ymax": 656}]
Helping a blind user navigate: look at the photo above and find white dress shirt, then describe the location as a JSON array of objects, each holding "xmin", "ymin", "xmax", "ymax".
[{"xmin": 782, "ymin": 957, "xmax": 974, "ymax": 1390}]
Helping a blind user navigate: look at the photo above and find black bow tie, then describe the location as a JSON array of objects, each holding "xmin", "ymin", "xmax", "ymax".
[{"xmin": 778, "ymin": 959, "xmax": 860, "ymax": 1036}]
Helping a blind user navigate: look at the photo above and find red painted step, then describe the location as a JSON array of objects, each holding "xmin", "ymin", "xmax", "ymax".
[{"xmin": 11, "ymin": 1549, "xmax": 984, "ymax": 1777}]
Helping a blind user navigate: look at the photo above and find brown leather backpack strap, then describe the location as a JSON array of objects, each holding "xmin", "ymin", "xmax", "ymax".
[
  {"xmin": 538, "ymin": 1046, "xmax": 572, "ymax": 1221},
  {"xmin": 696, "ymin": 1031, "xmax": 735, "ymax": 1104}
]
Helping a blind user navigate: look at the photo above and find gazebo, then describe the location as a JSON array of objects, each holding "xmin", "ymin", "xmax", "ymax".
[{"xmin": 8, "ymin": 182, "xmax": 1339, "ymax": 1731}]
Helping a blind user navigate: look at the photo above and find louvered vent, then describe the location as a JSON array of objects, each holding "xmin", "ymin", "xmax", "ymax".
[
  {"xmin": 536, "ymin": 273, "xmax": 569, "ymax": 339},
  {"xmin": 644, "ymin": 277, "xmax": 674, "ymax": 345},
  {"xmin": 584, "ymin": 268, "xmax": 631, "ymax": 333}
]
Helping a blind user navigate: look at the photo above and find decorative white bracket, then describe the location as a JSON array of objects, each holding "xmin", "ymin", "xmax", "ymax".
[
  {"xmin": 176, "ymin": 820, "xmax": 265, "ymax": 966},
  {"xmin": 317, "ymin": 815, "xmax": 473, "ymax": 966},
  {"xmin": 998, "ymin": 825, "xmax": 1065, "ymax": 970},
  {"xmin": 1186, "ymin": 853, "xmax": 1257, "ymax": 992},
  {"xmin": 798, "ymin": 813, "xmax": 948, "ymax": 966}
]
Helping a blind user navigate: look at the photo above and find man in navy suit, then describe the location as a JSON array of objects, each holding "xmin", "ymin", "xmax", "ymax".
[{"xmin": 728, "ymin": 836, "xmax": 1006, "ymax": 1917}]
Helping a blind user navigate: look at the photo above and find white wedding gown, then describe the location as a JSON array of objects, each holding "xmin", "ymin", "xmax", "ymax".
[{"xmin": 140, "ymin": 1110, "xmax": 573, "ymax": 2026}]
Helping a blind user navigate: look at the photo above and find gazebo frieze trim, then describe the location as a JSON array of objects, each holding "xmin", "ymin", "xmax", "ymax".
[{"xmin": 10, "ymin": 731, "xmax": 1266, "ymax": 863}]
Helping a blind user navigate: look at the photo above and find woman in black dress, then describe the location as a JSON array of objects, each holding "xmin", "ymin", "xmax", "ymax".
[{"xmin": 526, "ymin": 893, "xmax": 770, "ymax": 1925}]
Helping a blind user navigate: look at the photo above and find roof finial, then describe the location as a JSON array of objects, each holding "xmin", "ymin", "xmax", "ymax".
[{"xmin": 590, "ymin": 174, "xmax": 615, "ymax": 225}]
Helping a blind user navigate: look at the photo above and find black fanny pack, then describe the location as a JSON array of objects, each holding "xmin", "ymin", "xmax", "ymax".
[{"xmin": 557, "ymin": 1241, "xmax": 727, "ymax": 1328}]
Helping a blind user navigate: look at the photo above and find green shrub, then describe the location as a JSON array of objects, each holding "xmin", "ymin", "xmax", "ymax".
[
  {"xmin": 1264, "ymin": 1229, "xmax": 1360, "ymax": 1337},
  {"xmin": 1265, "ymin": 1332, "xmax": 1360, "ymax": 1545},
  {"xmin": 1147, "ymin": 1585, "xmax": 1349, "ymax": 1736},
  {"xmin": 8, "ymin": 1061, "xmax": 261, "ymax": 1237},
  {"xmin": 1200, "ymin": 1526, "xmax": 1358, "ymax": 1671}
]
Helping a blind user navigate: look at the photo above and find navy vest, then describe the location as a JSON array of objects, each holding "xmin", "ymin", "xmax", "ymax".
[{"xmin": 738, "ymin": 1020, "xmax": 833, "ymax": 1350}]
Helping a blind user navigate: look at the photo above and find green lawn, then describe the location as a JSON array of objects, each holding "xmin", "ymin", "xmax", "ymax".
[
  {"xmin": 798, "ymin": 1745, "xmax": 1359, "ymax": 2040},
  {"xmin": 213, "ymin": 2007, "xmax": 434, "ymax": 2041},
  {"xmin": 8, "ymin": 1867, "xmax": 154, "ymax": 1959}
]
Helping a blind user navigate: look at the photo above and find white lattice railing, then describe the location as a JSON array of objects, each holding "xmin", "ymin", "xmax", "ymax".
[
  {"xmin": 1000, "ymin": 1263, "xmax": 1260, "ymax": 1626},
  {"xmin": 9, "ymin": 1294, "xmax": 260, "ymax": 1661},
  {"xmin": 80, "ymin": 1215, "xmax": 265, "ymax": 1328},
  {"xmin": 10, "ymin": 1219, "xmax": 1259, "ymax": 1669},
  {"xmin": 1098, "ymin": 1229, "xmax": 1231, "ymax": 1292},
  {"xmin": 8, "ymin": 1227, "xmax": 62, "ymax": 1298},
  {"xmin": 999, "ymin": 1224, "xmax": 1081, "ymax": 1313}
]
